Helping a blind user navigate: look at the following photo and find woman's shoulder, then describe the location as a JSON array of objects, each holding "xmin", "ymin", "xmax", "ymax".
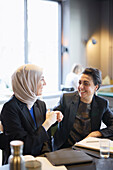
[
  {"xmin": 2, "ymin": 95, "xmax": 26, "ymax": 111},
  {"xmin": 62, "ymin": 91, "xmax": 79, "ymax": 104},
  {"xmin": 1, "ymin": 96, "xmax": 20, "ymax": 115},
  {"xmin": 94, "ymin": 94, "xmax": 108, "ymax": 104},
  {"xmin": 3, "ymin": 95, "xmax": 16, "ymax": 106}
]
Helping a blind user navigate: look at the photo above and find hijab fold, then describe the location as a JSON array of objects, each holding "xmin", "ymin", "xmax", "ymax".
[{"xmin": 12, "ymin": 64, "xmax": 43, "ymax": 109}]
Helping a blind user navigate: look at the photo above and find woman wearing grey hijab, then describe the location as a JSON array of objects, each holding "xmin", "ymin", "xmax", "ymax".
[{"xmin": 1, "ymin": 64, "xmax": 63, "ymax": 164}]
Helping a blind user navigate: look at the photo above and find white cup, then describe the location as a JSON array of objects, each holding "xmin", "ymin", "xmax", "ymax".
[{"xmin": 100, "ymin": 139, "xmax": 110, "ymax": 158}]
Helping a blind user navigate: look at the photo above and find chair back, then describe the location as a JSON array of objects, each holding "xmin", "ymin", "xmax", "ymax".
[
  {"xmin": 0, "ymin": 133, "xmax": 9, "ymax": 150},
  {"xmin": 0, "ymin": 121, "xmax": 9, "ymax": 150}
]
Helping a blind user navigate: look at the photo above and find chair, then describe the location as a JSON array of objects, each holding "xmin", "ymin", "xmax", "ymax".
[
  {"xmin": 0, "ymin": 121, "xmax": 9, "ymax": 165},
  {"xmin": 61, "ymin": 87, "xmax": 75, "ymax": 92},
  {"xmin": 0, "ymin": 121, "xmax": 6, "ymax": 151}
]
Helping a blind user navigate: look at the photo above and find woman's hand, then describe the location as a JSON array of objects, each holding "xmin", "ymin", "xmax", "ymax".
[
  {"xmin": 54, "ymin": 110, "xmax": 63, "ymax": 122},
  {"xmin": 46, "ymin": 109, "xmax": 57, "ymax": 126},
  {"xmin": 85, "ymin": 131, "xmax": 102, "ymax": 138},
  {"xmin": 42, "ymin": 109, "xmax": 63, "ymax": 131},
  {"xmin": 0, "ymin": 121, "xmax": 3, "ymax": 132}
]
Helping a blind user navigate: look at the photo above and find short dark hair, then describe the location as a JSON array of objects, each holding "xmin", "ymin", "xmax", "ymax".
[{"xmin": 82, "ymin": 67, "xmax": 102, "ymax": 90}]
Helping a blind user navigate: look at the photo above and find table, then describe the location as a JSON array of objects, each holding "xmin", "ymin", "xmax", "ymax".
[
  {"xmin": 66, "ymin": 146, "xmax": 113, "ymax": 170},
  {"xmin": 67, "ymin": 158, "xmax": 113, "ymax": 170},
  {"xmin": 1, "ymin": 155, "xmax": 113, "ymax": 170},
  {"xmin": 0, "ymin": 159, "xmax": 113, "ymax": 170}
]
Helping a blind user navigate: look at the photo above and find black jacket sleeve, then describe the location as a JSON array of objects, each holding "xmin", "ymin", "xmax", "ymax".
[{"xmin": 1, "ymin": 97, "xmax": 51, "ymax": 164}]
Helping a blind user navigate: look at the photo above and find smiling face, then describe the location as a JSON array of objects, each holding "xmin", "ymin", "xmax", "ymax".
[
  {"xmin": 78, "ymin": 74, "xmax": 98, "ymax": 103},
  {"xmin": 37, "ymin": 75, "xmax": 46, "ymax": 96}
]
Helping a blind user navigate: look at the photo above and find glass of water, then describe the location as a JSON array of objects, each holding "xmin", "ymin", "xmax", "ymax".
[{"xmin": 100, "ymin": 139, "xmax": 110, "ymax": 158}]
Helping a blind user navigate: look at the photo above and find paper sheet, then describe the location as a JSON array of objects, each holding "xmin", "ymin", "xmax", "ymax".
[
  {"xmin": 24, "ymin": 155, "xmax": 67, "ymax": 170},
  {"xmin": 74, "ymin": 137, "xmax": 113, "ymax": 153},
  {"xmin": 36, "ymin": 157, "xmax": 67, "ymax": 170}
]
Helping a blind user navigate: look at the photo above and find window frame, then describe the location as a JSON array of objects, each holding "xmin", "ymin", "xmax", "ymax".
[{"xmin": 24, "ymin": 0, "xmax": 62, "ymax": 91}]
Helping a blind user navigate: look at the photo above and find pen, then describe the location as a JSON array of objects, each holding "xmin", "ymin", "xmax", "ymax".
[{"xmin": 86, "ymin": 141, "xmax": 99, "ymax": 143}]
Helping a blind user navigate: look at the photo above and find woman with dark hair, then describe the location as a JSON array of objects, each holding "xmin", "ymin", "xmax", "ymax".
[{"xmin": 53, "ymin": 67, "xmax": 113, "ymax": 150}]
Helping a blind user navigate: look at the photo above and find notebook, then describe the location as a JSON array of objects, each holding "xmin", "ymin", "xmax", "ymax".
[
  {"xmin": 45, "ymin": 147, "xmax": 93, "ymax": 166},
  {"xmin": 74, "ymin": 137, "xmax": 113, "ymax": 154}
]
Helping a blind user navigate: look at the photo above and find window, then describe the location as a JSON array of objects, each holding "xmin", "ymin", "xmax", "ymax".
[
  {"xmin": 0, "ymin": 0, "xmax": 24, "ymax": 89},
  {"xmin": 28, "ymin": 0, "xmax": 61, "ymax": 93},
  {"xmin": 0, "ymin": 0, "xmax": 61, "ymax": 94}
]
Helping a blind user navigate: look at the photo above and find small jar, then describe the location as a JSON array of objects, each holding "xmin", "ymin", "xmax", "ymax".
[
  {"xmin": 25, "ymin": 160, "xmax": 42, "ymax": 170},
  {"xmin": 8, "ymin": 140, "xmax": 26, "ymax": 170}
]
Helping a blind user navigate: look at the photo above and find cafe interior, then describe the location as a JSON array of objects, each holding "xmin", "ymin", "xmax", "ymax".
[{"xmin": 0, "ymin": 0, "xmax": 113, "ymax": 169}]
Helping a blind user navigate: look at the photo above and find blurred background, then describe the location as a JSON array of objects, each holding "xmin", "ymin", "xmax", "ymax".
[{"xmin": 0, "ymin": 0, "xmax": 113, "ymax": 110}]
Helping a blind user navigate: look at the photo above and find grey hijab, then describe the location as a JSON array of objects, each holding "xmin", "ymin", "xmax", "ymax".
[{"xmin": 12, "ymin": 64, "xmax": 43, "ymax": 109}]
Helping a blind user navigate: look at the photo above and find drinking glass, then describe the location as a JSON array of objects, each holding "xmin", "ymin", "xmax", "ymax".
[{"xmin": 100, "ymin": 139, "xmax": 110, "ymax": 158}]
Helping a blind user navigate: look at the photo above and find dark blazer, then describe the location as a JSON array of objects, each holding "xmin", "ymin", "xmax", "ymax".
[
  {"xmin": 53, "ymin": 91, "xmax": 113, "ymax": 150},
  {"xmin": 1, "ymin": 95, "xmax": 51, "ymax": 164}
]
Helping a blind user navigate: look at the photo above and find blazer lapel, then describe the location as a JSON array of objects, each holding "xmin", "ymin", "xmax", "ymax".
[
  {"xmin": 68, "ymin": 93, "xmax": 80, "ymax": 131},
  {"xmin": 33, "ymin": 102, "xmax": 44, "ymax": 128},
  {"xmin": 17, "ymin": 100, "xmax": 36, "ymax": 130},
  {"xmin": 90, "ymin": 96, "xmax": 101, "ymax": 131}
]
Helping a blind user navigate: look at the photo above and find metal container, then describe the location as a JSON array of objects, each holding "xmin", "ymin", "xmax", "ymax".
[{"xmin": 9, "ymin": 140, "xmax": 26, "ymax": 170}]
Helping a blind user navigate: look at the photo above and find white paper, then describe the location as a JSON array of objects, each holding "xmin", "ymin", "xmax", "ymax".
[
  {"xmin": 24, "ymin": 155, "xmax": 67, "ymax": 170},
  {"xmin": 74, "ymin": 137, "xmax": 113, "ymax": 153}
]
